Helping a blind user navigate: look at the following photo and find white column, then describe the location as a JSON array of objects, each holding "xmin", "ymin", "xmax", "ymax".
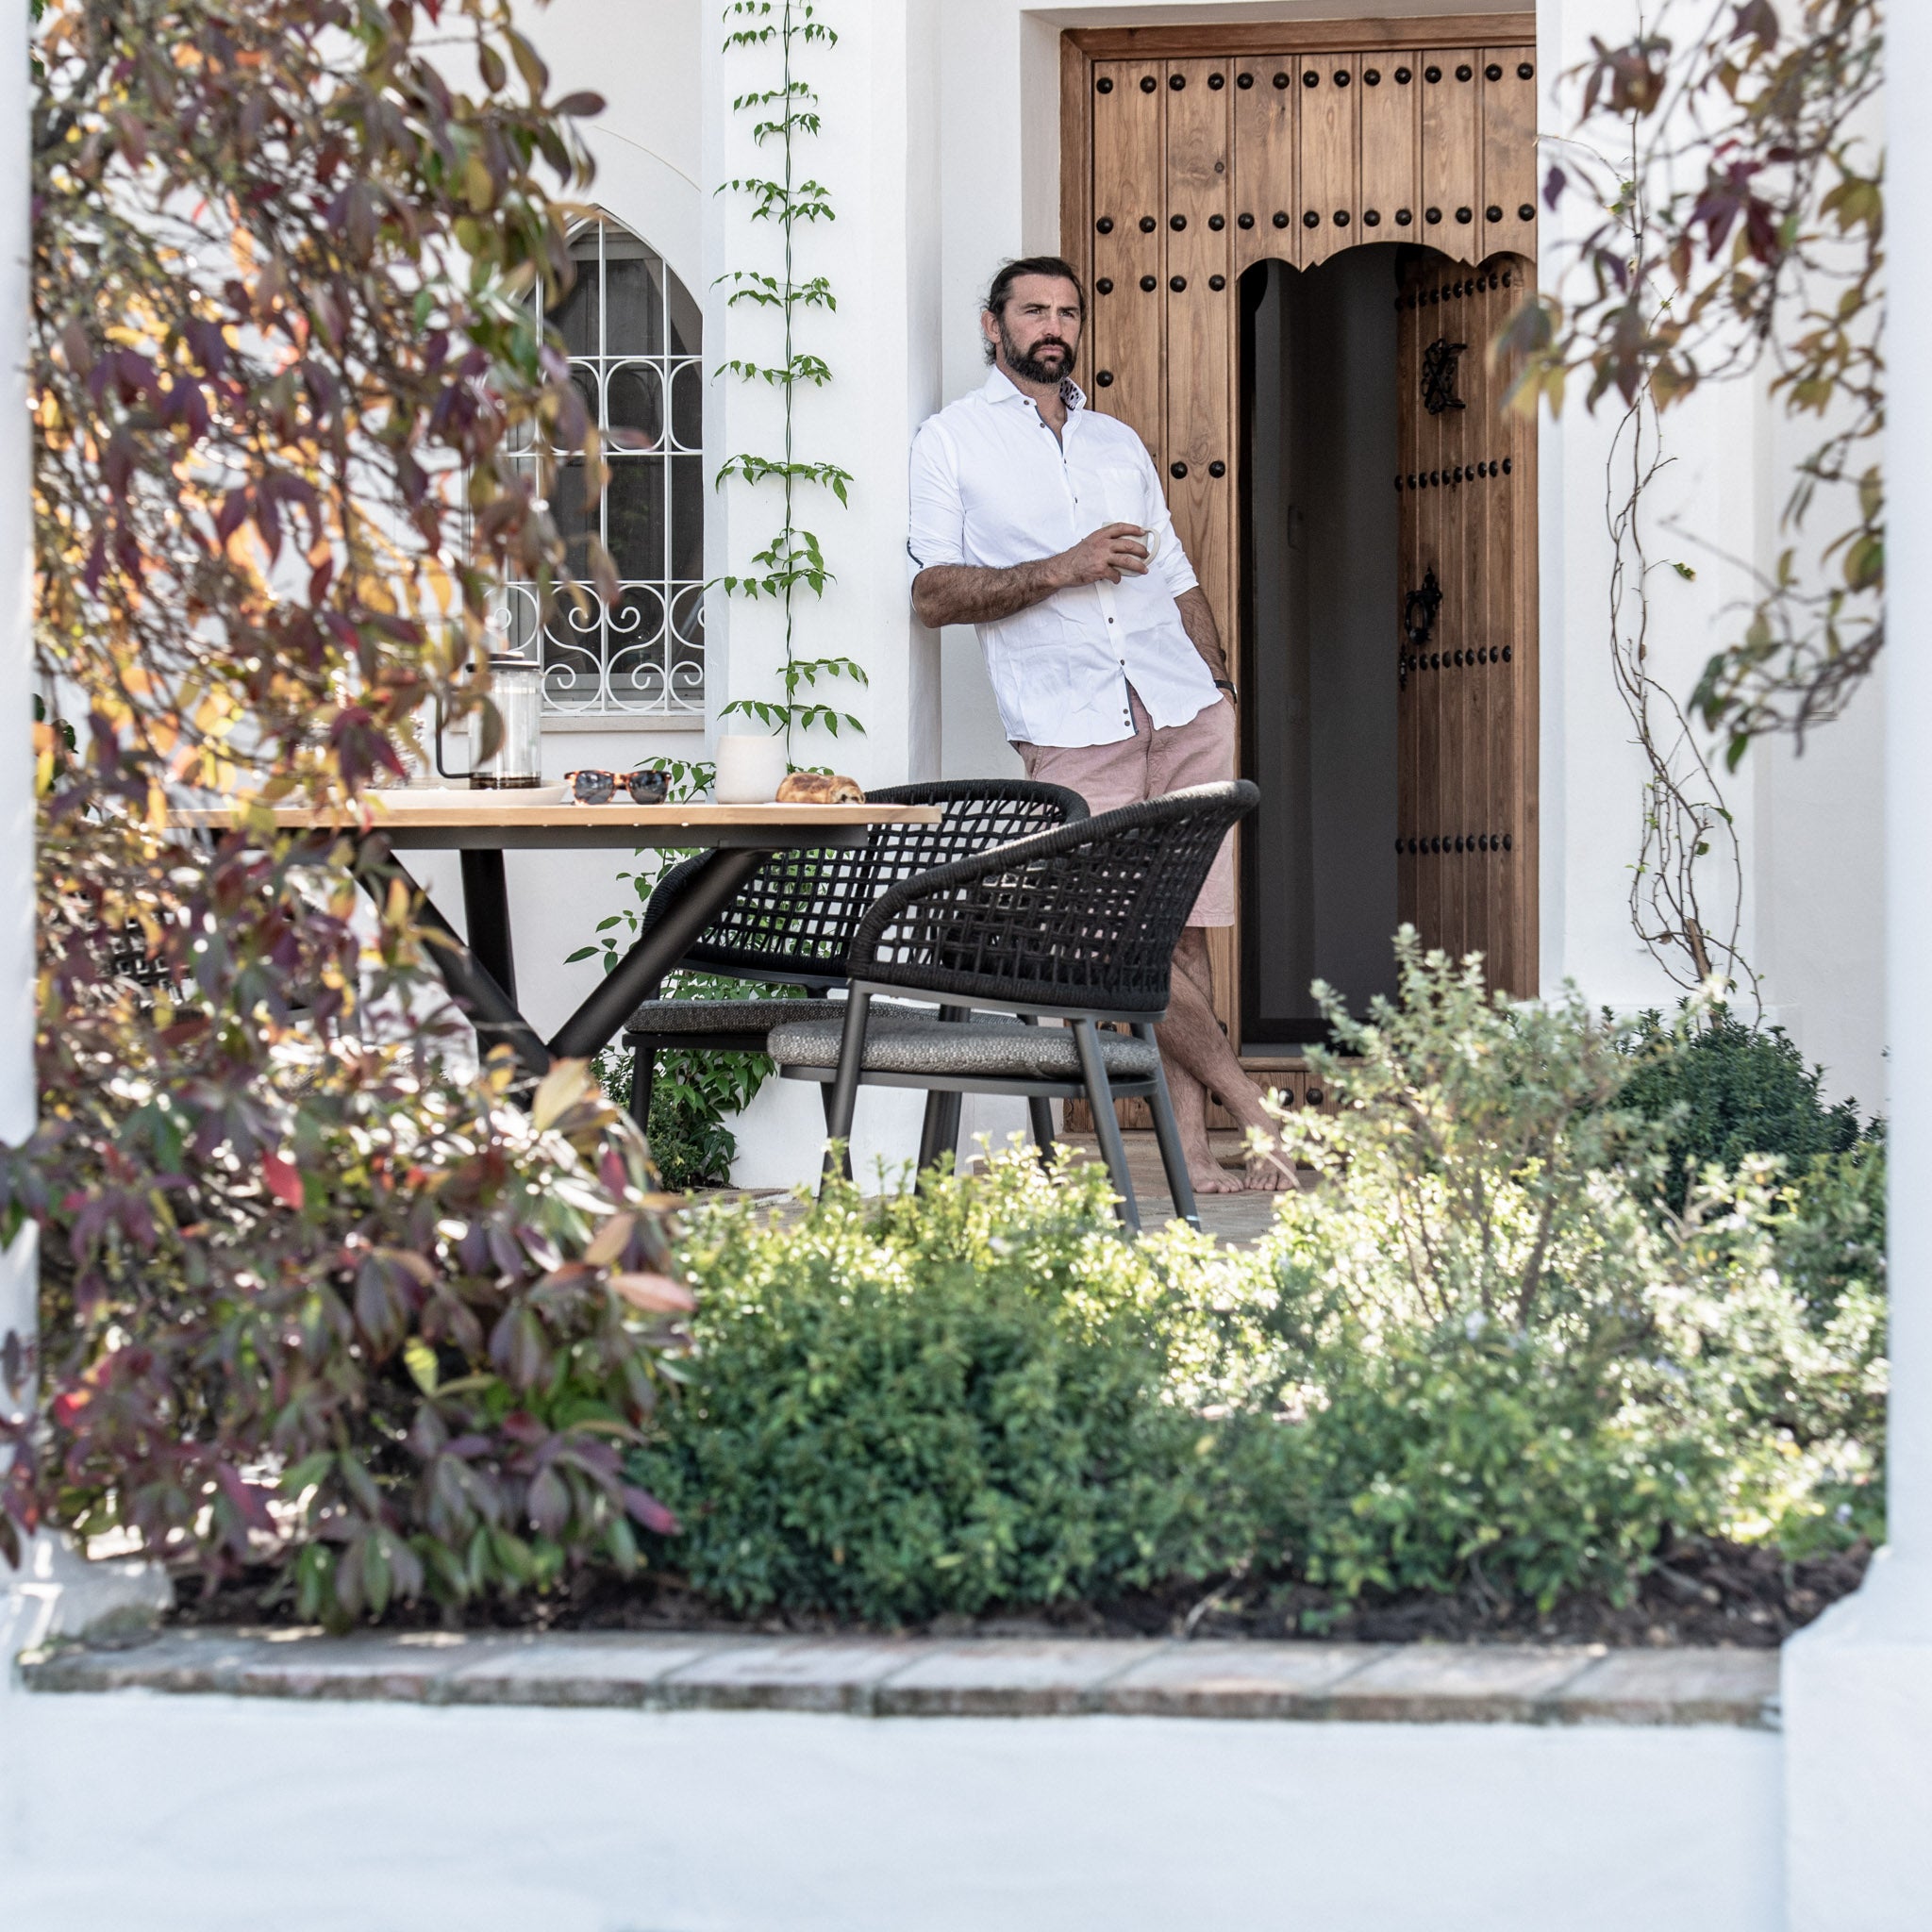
[
  {"xmin": 0, "ymin": 0, "xmax": 38, "ymax": 1523},
  {"xmin": 0, "ymin": 0, "xmax": 29, "ymax": 1150},
  {"xmin": 705, "ymin": 0, "xmax": 940, "ymax": 792},
  {"xmin": 0, "ymin": 0, "xmax": 42, "ymax": 1706},
  {"xmin": 706, "ymin": 0, "xmax": 975, "ymax": 1187},
  {"xmin": 1781, "ymin": 21, "xmax": 1930, "ymax": 1929},
  {"xmin": 0, "ymin": 1, "xmax": 167, "ymax": 1673}
]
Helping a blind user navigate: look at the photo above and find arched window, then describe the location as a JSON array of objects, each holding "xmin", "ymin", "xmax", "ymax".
[{"xmin": 500, "ymin": 218, "xmax": 705, "ymax": 718}]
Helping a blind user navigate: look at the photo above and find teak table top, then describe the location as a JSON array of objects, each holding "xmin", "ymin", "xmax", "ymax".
[{"xmin": 172, "ymin": 794, "xmax": 942, "ymax": 851}]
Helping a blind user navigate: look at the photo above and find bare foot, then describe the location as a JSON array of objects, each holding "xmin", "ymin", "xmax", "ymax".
[
  {"xmin": 1190, "ymin": 1162, "xmax": 1247, "ymax": 1195},
  {"xmin": 1242, "ymin": 1149, "xmax": 1295, "ymax": 1192}
]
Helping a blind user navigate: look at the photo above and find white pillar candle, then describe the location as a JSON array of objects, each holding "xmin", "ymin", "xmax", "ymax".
[{"xmin": 713, "ymin": 733, "xmax": 789, "ymax": 804}]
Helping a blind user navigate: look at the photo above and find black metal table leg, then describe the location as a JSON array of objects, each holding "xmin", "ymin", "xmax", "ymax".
[
  {"xmin": 548, "ymin": 846, "xmax": 771, "ymax": 1062},
  {"xmin": 363, "ymin": 837, "xmax": 796, "ymax": 1090},
  {"xmin": 460, "ymin": 849, "xmax": 516, "ymax": 1006},
  {"xmin": 361, "ymin": 838, "xmax": 553, "ymax": 1082}
]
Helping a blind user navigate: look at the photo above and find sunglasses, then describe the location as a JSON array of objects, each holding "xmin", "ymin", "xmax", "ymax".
[{"xmin": 564, "ymin": 768, "xmax": 670, "ymax": 806}]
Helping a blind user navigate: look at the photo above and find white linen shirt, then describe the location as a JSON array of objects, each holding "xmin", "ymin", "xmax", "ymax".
[{"xmin": 908, "ymin": 369, "xmax": 1221, "ymax": 749}]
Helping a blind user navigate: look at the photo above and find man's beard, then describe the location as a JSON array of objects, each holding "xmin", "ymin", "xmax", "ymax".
[{"xmin": 1000, "ymin": 320, "xmax": 1075, "ymax": 386}]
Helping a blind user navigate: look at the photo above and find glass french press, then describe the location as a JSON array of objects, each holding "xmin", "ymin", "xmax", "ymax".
[{"xmin": 435, "ymin": 654, "xmax": 545, "ymax": 789}]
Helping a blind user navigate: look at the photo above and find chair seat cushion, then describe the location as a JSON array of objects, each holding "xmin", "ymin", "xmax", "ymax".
[
  {"xmin": 623, "ymin": 997, "xmax": 847, "ymax": 1039},
  {"xmin": 768, "ymin": 1012, "xmax": 1160, "ymax": 1081}
]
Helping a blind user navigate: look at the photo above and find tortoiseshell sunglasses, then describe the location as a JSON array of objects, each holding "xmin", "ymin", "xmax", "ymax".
[{"xmin": 563, "ymin": 768, "xmax": 670, "ymax": 806}]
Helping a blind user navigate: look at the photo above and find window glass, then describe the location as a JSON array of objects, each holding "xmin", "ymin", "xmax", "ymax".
[{"xmin": 498, "ymin": 218, "xmax": 704, "ymax": 718}]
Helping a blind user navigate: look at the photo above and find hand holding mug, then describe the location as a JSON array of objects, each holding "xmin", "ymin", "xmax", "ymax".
[{"xmin": 1058, "ymin": 522, "xmax": 1153, "ymax": 588}]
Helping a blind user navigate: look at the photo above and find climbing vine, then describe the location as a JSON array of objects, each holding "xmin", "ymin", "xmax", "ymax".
[
  {"xmin": 1595, "ymin": 107, "xmax": 1757, "ymax": 1001},
  {"xmin": 1507, "ymin": 0, "xmax": 1883, "ymax": 765},
  {"xmin": 717, "ymin": 0, "xmax": 866, "ymax": 756},
  {"xmin": 1606, "ymin": 391, "xmax": 1757, "ymax": 1002},
  {"xmin": 1498, "ymin": 1, "xmax": 1879, "ymax": 991}
]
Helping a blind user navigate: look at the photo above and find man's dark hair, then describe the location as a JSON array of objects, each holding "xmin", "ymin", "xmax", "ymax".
[{"xmin": 983, "ymin": 256, "xmax": 1087, "ymax": 325}]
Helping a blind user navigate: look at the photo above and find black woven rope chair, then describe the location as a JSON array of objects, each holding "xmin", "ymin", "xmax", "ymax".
[
  {"xmin": 769, "ymin": 780, "xmax": 1260, "ymax": 1234},
  {"xmin": 618, "ymin": 779, "xmax": 1088, "ymax": 1134}
]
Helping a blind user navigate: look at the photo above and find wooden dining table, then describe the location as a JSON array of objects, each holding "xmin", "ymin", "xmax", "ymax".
[{"xmin": 176, "ymin": 793, "xmax": 942, "ymax": 1082}]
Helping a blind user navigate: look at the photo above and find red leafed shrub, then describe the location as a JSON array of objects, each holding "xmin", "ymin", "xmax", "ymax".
[{"xmin": 2, "ymin": 0, "xmax": 679, "ymax": 1622}]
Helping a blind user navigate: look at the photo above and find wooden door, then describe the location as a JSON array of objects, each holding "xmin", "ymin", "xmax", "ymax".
[
  {"xmin": 1064, "ymin": 17, "xmax": 1542, "ymax": 1054},
  {"xmin": 1394, "ymin": 253, "xmax": 1538, "ymax": 992}
]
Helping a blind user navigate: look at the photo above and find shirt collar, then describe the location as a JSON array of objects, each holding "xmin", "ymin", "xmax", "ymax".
[{"xmin": 982, "ymin": 366, "xmax": 1088, "ymax": 413}]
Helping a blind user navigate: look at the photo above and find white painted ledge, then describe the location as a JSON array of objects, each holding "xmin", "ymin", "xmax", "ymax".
[
  {"xmin": 17, "ymin": 1625, "xmax": 1781, "ymax": 1727},
  {"xmin": 4, "ymin": 1533, "xmax": 172, "ymax": 1656},
  {"xmin": 1783, "ymin": 1548, "xmax": 1932, "ymax": 1930}
]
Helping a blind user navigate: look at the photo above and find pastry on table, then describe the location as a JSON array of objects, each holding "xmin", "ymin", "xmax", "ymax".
[{"xmin": 774, "ymin": 772, "xmax": 864, "ymax": 805}]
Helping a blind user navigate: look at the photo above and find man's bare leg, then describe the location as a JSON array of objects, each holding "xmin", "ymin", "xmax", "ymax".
[{"xmin": 1155, "ymin": 928, "xmax": 1291, "ymax": 1192}]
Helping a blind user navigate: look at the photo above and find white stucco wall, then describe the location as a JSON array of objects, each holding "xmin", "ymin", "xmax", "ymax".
[
  {"xmin": 472, "ymin": 0, "xmax": 1885, "ymax": 1177},
  {"xmin": 1, "ymin": 1690, "xmax": 1782, "ymax": 1932},
  {"xmin": 1534, "ymin": 0, "xmax": 1885, "ymax": 1108}
]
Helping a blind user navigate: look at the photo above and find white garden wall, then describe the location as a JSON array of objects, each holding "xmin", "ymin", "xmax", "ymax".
[{"xmin": 1, "ymin": 1690, "xmax": 1781, "ymax": 1932}]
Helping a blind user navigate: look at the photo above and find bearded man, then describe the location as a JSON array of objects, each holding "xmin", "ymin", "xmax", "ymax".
[{"xmin": 906, "ymin": 256, "xmax": 1286, "ymax": 1194}]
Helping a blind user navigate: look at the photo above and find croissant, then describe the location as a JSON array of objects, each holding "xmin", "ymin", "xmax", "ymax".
[{"xmin": 775, "ymin": 772, "xmax": 864, "ymax": 805}]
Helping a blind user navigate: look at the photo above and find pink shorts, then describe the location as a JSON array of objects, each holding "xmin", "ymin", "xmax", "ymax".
[{"xmin": 1013, "ymin": 688, "xmax": 1237, "ymax": 926}]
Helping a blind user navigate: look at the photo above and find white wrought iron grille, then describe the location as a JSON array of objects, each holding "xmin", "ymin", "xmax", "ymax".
[{"xmin": 497, "ymin": 219, "xmax": 705, "ymax": 718}]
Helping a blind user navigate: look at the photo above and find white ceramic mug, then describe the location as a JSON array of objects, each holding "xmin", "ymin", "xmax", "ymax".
[{"xmin": 714, "ymin": 733, "xmax": 789, "ymax": 804}]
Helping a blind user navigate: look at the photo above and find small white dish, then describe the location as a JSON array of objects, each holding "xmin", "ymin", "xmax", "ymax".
[{"xmin": 376, "ymin": 784, "xmax": 570, "ymax": 808}]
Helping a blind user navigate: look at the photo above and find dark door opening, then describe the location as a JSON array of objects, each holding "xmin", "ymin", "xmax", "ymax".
[{"xmin": 1239, "ymin": 245, "xmax": 1414, "ymax": 1046}]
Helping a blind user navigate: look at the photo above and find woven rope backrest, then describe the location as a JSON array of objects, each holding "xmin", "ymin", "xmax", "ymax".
[
  {"xmin": 850, "ymin": 781, "xmax": 1258, "ymax": 1014},
  {"xmin": 641, "ymin": 779, "xmax": 1089, "ymax": 983}
]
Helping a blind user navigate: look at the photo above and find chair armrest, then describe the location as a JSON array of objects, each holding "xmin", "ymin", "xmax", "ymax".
[{"xmin": 845, "ymin": 782, "xmax": 1256, "ymax": 1015}]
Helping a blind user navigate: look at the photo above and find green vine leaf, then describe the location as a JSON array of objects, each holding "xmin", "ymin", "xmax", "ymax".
[
  {"xmin": 718, "ymin": 352, "xmax": 833, "ymax": 388},
  {"xmin": 715, "ymin": 453, "xmax": 851, "ymax": 503},
  {"xmin": 719, "ymin": 270, "xmax": 836, "ymax": 313}
]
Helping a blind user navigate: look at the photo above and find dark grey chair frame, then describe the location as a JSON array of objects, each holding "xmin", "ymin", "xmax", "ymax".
[
  {"xmin": 619, "ymin": 779, "xmax": 1088, "ymax": 1135},
  {"xmin": 782, "ymin": 781, "xmax": 1260, "ymax": 1234}
]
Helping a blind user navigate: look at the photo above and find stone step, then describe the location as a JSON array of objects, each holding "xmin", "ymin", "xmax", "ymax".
[{"xmin": 19, "ymin": 1628, "xmax": 1781, "ymax": 1728}]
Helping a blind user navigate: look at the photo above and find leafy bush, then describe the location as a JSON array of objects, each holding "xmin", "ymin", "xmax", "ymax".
[
  {"xmin": 592, "ymin": 971, "xmax": 790, "ymax": 1192},
  {"xmin": 1656, "ymin": 1158, "xmax": 1887, "ymax": 1557},
  {"xmin": 1256, "ymin": 933, "xmax": 1881, "ymax": 1606},
  {"xmin": 1618, "ymin": 1005, "xmax": 1865, "ymax": 1209},
  {"xmin": 618, "ymin": 937, "xmax": 1886, "ymax": 1628},
  {"xmin": 1264, "ymin": 1321, "xmax": 1712, "ymax": 1609},
  {"xmin": 630, "ymin": 1154, "xmax": 1271, "ymax": 1624},
  {"xmin": 1278, "ymin": 931, "xmax": 1664, "ymax": 1332},
  {"xmin": 3, "ymin": 827, "xmax": 692, "ymax": 1616},
  {"xmin": 4, "ymin": 0, "xmax": 687, "ymax": 1623},
  {"xmin": 1253, "ymin": 936, "xmax": 1713, "ymax": 1605},
  {"xmin": 1776, "ymin": 1133, "xmax": 1886, "ymax": 1328}
]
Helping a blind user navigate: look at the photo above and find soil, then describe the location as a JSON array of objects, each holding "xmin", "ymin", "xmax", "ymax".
[{"xmin": 165, "ymin": 1535, "xmax": 1872, "ymax": 1650}]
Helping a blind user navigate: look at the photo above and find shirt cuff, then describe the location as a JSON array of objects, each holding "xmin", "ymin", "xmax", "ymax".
[
  {"xmin": 1157, "ymin": 547, "xmax": 1200, "ymax": 599},
  {"xmin": 907, "ymin": 537, "xmax": 964, "ymax": 586}
]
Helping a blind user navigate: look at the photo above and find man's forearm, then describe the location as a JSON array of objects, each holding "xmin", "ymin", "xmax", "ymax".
[
  {"xmin": 911, "ymin": 558, "xmax": 1065, "ymax": 629},
  {"xmin": 1175, "ymin": 587, "xmax": 1229, "ymax": 683}
]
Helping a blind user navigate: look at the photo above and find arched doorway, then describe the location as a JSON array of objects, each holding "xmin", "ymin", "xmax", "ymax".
[{"xmin": 1062, "ymin": 18, "xmax": 1540, "ymax": 1080}]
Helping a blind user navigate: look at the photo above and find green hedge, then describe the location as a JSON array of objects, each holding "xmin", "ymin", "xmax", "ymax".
[
  {"xmin": 627, "ymin": 941, "xmax": 1886, "ymax": 1626},
  {"xmin": 1619, "ymin": 1006, "xmax": 1867, "ymax": 1210},
  {"xmin": 630, "ymin": 1159, "xmax": 1268, "ymax": 1623}
]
